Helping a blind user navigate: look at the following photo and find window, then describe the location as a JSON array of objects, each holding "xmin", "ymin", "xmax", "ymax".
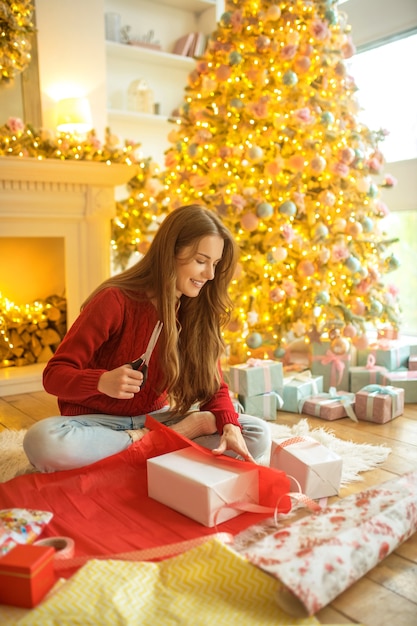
[{"xmin": 347, "ymin": 32, "xmax": 417, "ymax": 163}]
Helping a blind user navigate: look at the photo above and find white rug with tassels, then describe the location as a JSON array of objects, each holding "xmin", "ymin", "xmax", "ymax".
[{"xmin": 0, "ymin": 419, "xmax": 390, "ymax": 484}]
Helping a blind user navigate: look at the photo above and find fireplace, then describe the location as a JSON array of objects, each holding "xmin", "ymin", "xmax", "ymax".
[{"xmin": 0, "ymin": 157, "xmax": 137, "ymax": 396}]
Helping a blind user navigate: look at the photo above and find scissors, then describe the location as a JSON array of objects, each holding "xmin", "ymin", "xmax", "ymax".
[{"xmin": 129, "ymin": 320, "xmax": 163, "ymax": 387}]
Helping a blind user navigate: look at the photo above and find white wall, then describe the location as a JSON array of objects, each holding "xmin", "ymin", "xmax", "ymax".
[{"xmin": 35, "ymin": 0, "xmax": 108, "ymax": 142}]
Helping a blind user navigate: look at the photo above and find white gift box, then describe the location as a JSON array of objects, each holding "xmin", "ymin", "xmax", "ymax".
[
  {"xmin": 147, "ymin": 447, "xmax": 259, "ymax": 527},
  {"xmin": 270, "ymin": 436, "xmax": 342, "ymax": 499}
]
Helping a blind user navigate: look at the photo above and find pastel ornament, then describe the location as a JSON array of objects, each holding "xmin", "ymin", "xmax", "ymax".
[
  {"xmin": 387, "ymin": 255, "xmax": 400, "ymax": 271},
  {"xmin": 338, "ymin": 146, "xmax": 355, "ymax": 164},
  {"xmin": 216, "ymin": 65, "xmax": 232, "ymax": 82},
  {"xmin": 220, "ymin": 12, "xmax": 232, "ymax": 26},
  {"xmin": 294, "ymin": 56, "xmax": 311, "ymax": 73},
  {"xmin": 343, "ymin": 323, "xmax": 357, "ymax": 338},
  {"xmin": 356, "ymin": 176, "xmax": 371, "ymax": 193},
  {"xmin": 279, "ymin": 200, "xmax": 297, "ymax": 216},
  {"xmin": 256, "ymin": 202, "xmax": 274, "ymax": 219},
  {"xmin": 345, "ymin": 256, "xmax": 361, "ymax": 274},
  {"xmin": 297, "ymin": 259, "xmax": 315, "ymax": 277},
  {"xmin": 229, "ymin": 51, "xmax": 242, "ymax": 65},
  {"xmin": 319, "ymin": 190, "xmax": 336, "ymax": 207},
  {"xmin": 325, "ymin": 9, "xmax": 338, "ymax": 25},
  {"xmin": 240, "ymin": 212, "xmax": 259, "ymax": 231},
  {"xmin": 248, "ymin": 145, "xmax": 264, "ymax": 161},
  {"xmin": 312, "ymin": 223, "xmax": 329, "ymax": 240},
  {"xmin": 315, "ymin": 290, "xmax": 330, "ymax": 305},
  {"xmin": 256, "ymin": 35, "xmax": 271, "ymax": 52},
  {"xmin": 351, "ymin": 298, "xmax": 366, "ymax": 316},
  {"xmin": 367, "ymin": 183, "xmax": 378, "ymax": 199},
  {"xmin": 187, "ymin": 143, "xmax": 199, "ymax": 157},
  {"xmin": 361, "ymin": 217, "xmax": 374, "ymax": 233},
  {"xmin": 274, "ymin": 346, "xmax": 286, "ymax": 359},
  {"xmin": 246, "ymin": 332, "xmax": 263, "ymax": 349},
  {"xmin": 282, "ymin": 70, "xmax": 298, "ymax": 86},
  {"xmin": 320, "ymin": 111, "xmax": 334, "ymax": 126},
  {"xmin": 266, "ymin": 5, "xmax": 281, "ymax": 21},
  {"xmin": 346, "ymin": 221, "xmax": 363, "ymax": 237},
  {"xmin": 273, "ymin": 246, "xmax": 288, "ymax": 262},
  {"xmin": 287, "ymin": 154, "xmax": 305, "ymax": 172},
  {"xmin": 370, "ymin": 299, "xmax": 383, "ymax": 317},
  {"xmin": 331, "ymin": 335, "xmax": 350, "ymax": 355},
  {"xmin": 230, "ymin": 98, "xmax": 244, "ymax": 110},
  {"xmin": 269, "ymin": 287, "xmax": 286, "ymax": 303},
  {"xmin": 310, "ymin": 155, "xmax": 326, "ymax": 173},
  {"xmin": 354, "ymin": 334, "xmax": 369, "ymax": 350}
]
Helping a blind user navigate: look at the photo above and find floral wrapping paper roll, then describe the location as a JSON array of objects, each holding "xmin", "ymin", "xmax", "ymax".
[{"xmin": 236, "ymin": 470, "xmax": 417, "ymax": 617}]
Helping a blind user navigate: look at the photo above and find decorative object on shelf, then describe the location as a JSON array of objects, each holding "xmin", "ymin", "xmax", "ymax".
[
  {"xmin": 0, "ymin": 0, "xmax": 35, "ymax": 85},
  {"xmin": 105, "ymin": 12, "xmax": 121, "ymax": 43},
  {"xmin": 55, "ymin": 97, "xmax": 93, "ymax": 136},
  {"xmin": 127, "ymin": 79, "xmax": 155, "ymax": 114},
  {"xmin": 172, "ymin": 32, "xmax": 206, "ymax": 58},
  {"xmin": 121, "ymin": 26, "xmax": 161, "ymax": 51}
]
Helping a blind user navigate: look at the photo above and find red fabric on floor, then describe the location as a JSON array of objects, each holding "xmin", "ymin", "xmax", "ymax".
[{"xmin": 0, "ymin": 418, "xmax": 290, "ymax": 568}]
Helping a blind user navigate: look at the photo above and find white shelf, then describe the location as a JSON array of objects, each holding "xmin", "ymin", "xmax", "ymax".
[
  {"xmin": 151, "ymin": 0, "xmax": 216, "ymax": 12},
  {"xmin": 108, "ymin": 108, "xmax": 172, "ymax": 125},
  {"xmin": 106, "ymin": 40, "xmax": 196, "ymax": 69}
]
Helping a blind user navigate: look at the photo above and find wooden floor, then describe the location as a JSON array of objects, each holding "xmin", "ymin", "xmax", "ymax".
[{"xmin": 1, "ymin": 390, "xmax": 417, "ymax": 625}]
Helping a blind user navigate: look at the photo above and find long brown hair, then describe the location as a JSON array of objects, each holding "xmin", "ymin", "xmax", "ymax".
[{"xmin": 83, "ymin": 204, "xmax": 239, "ymax": 415}]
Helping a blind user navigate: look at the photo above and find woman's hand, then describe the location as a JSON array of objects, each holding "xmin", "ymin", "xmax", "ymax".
[
  {"xmin": 98, "ymin": 365, "xmax": 144, "ymax": 399},
  {"xmin": 212, "ymin": 423, "xmax": 256, "ymax": 463}
]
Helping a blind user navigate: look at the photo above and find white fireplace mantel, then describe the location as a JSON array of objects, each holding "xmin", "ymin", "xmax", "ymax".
[{"xmin": 0, "ymin": 156, "xmax": 138, "ymax": 396}]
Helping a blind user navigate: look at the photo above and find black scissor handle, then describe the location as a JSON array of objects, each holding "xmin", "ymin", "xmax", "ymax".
[{"xmin": 129, "ymin": 358, "xmax": 148, "ymax": 386}]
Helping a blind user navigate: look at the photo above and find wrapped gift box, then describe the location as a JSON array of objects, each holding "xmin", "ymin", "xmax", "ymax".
[
  {"xmin": 229, "ymin": 360, "xmax": 283, "ymax": 396},
  {"xmin": 280, "ymin": 372, "xmax": 323, "ymax": 413},
  {"xmin": 270, "ymin": 436, "xmax": 342, "ymax": 499},
  {"xmin": 349, "ymin": 361, "xmax": 387, "ymax": 393},
  {"xmin": 381, "ymin": 370, "xmax": 417, "ymax": 403},
  {"xmin": 357, "ymin": 340, "xmax": 410, "ymax": 371},
  {"xmin": 147, "ymin": 447, "xmax": 259, "ymax": 527},
  {"xmin": 409, "ymin": 355, "xmax": 417, "ymax": 371},
  {"xmin": 238, "ymin": 391, "xmax": 283, "ymax": 421},
  {"xmin": 299, "ymin": 389, "xmax": 357, "ymax": 421},
  {"xmin": 355, "ymin": 384, "xmax": 404, "ymax": 423},
  {"xmin": 0, "ymin": 544, "xmax": 55, "ymax": 608},
  {"xmin": 310, "ymin": 341, "xmax": 351, "ymax": 392}
]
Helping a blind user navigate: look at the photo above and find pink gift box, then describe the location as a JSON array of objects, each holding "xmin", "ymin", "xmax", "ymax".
[
  {"xmin": 270, "ymin": 436, "xmax": 342, "ymax": 499},
  {"xmin": 299, "ymin": 390, "xmax": 356, "ymax": 421},
  {"xmin": 409, "ymin": 355, "xmax": 417, "ymax": 371},
  {"xmin": 355, "ymin": 385, "xmax": 404, "ymax": 423}
]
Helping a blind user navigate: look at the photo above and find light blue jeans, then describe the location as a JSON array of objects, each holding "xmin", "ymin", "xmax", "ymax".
[{"xmin": 23, "ymin": 407, "xmax": 271, "ymax": 472}]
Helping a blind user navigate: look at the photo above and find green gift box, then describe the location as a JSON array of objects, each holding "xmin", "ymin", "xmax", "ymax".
[
  {"xmin": 381, "ymin": 370, "xmax": 417, "ymax": 403},
  {"xmin": 349, "ymin": 363, "xmax": 387, "ymax": 393},
  {"xmin": 238, "ymin": 392, "xmax": 283, "ymax": 421},
  {"xmin": 280, "ymin": 373, "xmax": 323, "ymax": 413},
  {"xmin": 310, "ymin": 341, "xmax": 351, "ymax": 392},
  {"xmin": 357, "ymin": 340, "xmax": 410, "ymax": 371},
  {"xmin": 229, "ymin": 360, "xmax": 283, "ymax": 396}
]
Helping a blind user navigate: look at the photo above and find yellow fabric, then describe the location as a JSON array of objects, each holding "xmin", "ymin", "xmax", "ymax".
[{"xmin": 14, "ymin": 538, "xmax": 320, "ymax": 626}]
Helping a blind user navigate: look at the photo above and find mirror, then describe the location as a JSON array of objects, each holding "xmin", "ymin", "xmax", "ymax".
[{"xmin": 0, "ymin": 4, "xmax": 41, "ymax": 127}]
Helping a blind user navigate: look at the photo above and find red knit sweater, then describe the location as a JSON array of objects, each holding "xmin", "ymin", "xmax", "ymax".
[{"xmin": 43, "ymin": 287, "xmax": 239, "ymax": 434}]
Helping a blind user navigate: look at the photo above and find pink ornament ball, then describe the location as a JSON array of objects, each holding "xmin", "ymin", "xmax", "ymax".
[
  {"xmin": 266, "ymin": 5, "xmax": 281, "ymax": 20},
  {"xmin": 310, "ymin": 155, "xmax": 326, "ymax": 173},
  {"xmin": 354, "ymin": 334, "xmax": 369, "ymax": 350},
  {"xmin": 216, "ymin": 64, "xmax": 232, "ymax": 81},
  {"xmin": 273, "ymin": 246, "xmax": 288, "ymax": 262},
  {"xmin": 346, "ymin": 221, "xmax": 363, "ymax": 237},
  {"xmin": 351, "ymin": 298, "xmax": 366, "ymax": 316},
  {"xmin": 294, "ymin": 56, "xmax": 311, "ymax": 73},
  {"xmin": 240, "ymin": 213, "xmax": 259, "ymax": 231},
  {"xmin": 297, "ymin": 259, "xmax": 315, "ymax": 277},
  {"xmin": 343, "ymin": 323, "xmax": 357, "ymax": 338}
]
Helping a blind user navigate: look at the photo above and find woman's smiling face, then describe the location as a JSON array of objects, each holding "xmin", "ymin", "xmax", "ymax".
[{"xmin": 175, "ymin": 235, "xmax": 224, "ymax": 298}]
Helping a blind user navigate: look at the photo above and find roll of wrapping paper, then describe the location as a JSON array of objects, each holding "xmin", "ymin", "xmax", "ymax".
[{"xmin": 34, "ymin": 537, "xmax": 75, "ymax": 560}]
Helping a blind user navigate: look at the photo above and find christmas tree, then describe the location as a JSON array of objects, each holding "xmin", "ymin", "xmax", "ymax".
[{"xmin": 120, "ymin": 0, "xmax": 402, "ymax": 362}]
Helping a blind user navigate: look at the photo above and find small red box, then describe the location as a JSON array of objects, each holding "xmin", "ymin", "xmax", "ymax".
[{"xmin": 0, "ymin": 544, "xmax": 55, "ymax": 608}]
